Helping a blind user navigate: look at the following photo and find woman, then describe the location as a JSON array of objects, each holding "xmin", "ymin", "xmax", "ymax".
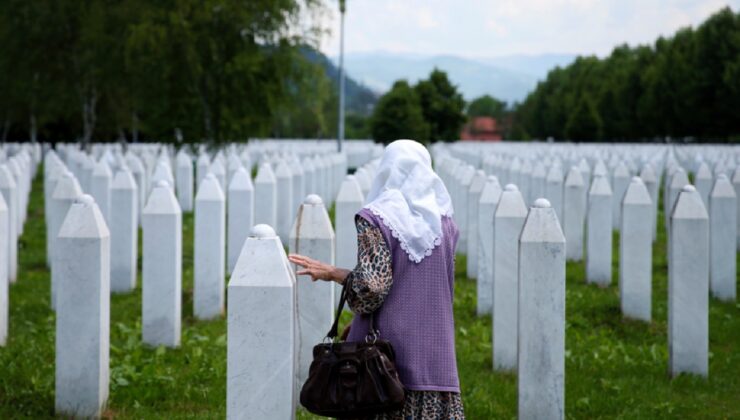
[{"xmin": 289, "ymin": 139, "xmax": 464, "ymax": 420}]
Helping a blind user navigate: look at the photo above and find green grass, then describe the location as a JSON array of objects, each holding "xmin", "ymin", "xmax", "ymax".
[{"xmin": 1, "ymin": 170, "xmax": 739, "ymax": 418}]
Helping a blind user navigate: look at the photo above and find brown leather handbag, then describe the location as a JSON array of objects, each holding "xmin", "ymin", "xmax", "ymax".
[{"xmin": 300, "ymin": 279, "xmax": 406, "ymax": 417}]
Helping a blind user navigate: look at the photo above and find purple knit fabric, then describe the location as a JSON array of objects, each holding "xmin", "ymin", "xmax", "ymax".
[{"xmin": 347, "ymin": 208, "xmax": 460, "ymax": 392}]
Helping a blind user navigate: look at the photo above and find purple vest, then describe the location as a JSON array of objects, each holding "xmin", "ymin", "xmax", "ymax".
[{"xmin": 347, "ymin": 208, "xmax": 460, "ymax": 392}]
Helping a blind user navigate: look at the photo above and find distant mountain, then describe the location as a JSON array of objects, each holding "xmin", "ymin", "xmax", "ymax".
[
  {"xmin": 334, "ymin": 52, "xmax": 576, "ymax": 104},
  {"xmin": 302, "ymin": 48, "xmax": 379, "ymax": 116}
]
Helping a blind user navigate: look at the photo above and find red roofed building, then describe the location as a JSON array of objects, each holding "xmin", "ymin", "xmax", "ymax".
[{"xmin": 460, "ymin": 116, "xmax": 503, "ymax": 141}]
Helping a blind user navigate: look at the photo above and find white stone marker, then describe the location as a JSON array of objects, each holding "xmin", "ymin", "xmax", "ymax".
[
  {"xmin": 612, "ymin": 161, "xmax": 630, "ymax": 230},
  {"xmin": 620, "ymin": 177, "xmax": 653, "ymax": 321},
  {"xmin": 457, "ymin": 165, "xmax": 475, "ymax": 253},
  {"xmin": 210, "ymin": 159, "xmax": 227, "ymax": 193},
  {"xmin": 546, "ymin": 164, "xmax": 564, "ymax": 221},
  {"xmin": 176, "ymin": 152, "xmax": 194, "ymax": 212},
  {"xmin": 127, "ymin": 155, "xmax": 146, "ymax": 226},
  {"xmin": 289, "ymin": 194, "xmax": 335, "ymax": 389},
  {"xmin": 563, "ymin": 166, "xmax": 585, "ymax": 262},
  {"xmin": 50, "ymin": 173, "xmax": 83, "ymax": 308},
  {"xmin": 669, "ymin": 185, "xmax": 709, "ymax": 377},
  {"xmin": 90, "ymin": 160, "xmax": 112, "ymax": 223},
  {"xmin": 0, "ymin": 193, "xmax": 7, "ymax": 345},
  {"xmin": 695, "ymin": 161, "xmax": 713, "ymax": 208},
  {"xmin": 275, "ymin": 160, "xmax": 294, "ymax": 244},
  {"xmin": 639, "ymin": 164, "xmax": 659, "ymax": 241},
  {"xmin": 0, "ymin": 166, "xmax": 17, "ymax": 283},
  {"xmin": 709, "ymin": 174, "xmax": 737, "ymax": 301},
  {"xmin": 227, "ymin": 224, "xmax": 296, "ymax": 420},
  {"xmin": 142, "ymin": 181, "xmax": 182, "ymax": 347},
  {"xmin": 732, "ymin": 167, "xmax": 740, "ymax": 250},
  {"xmin": 196, "ymin": 153, "xmax": 210, "ymax": 188},
  {"xmin": 55, "ymin": 195, "xmax": 110, "ymax": 418},
  {"xmin": 254, "ymin": 163, "xmax": 277, "ymax": 228},
  {"xmin": 477, "ymin": 176, "xmax": 502, "ymax": 316},
  {"xmin": 194, "ymin": 174, "xmax": 226, "ymax": 320},
  {"xmin": 518, "ymin": 198, "xmax": 565, "ymax": 420},
  {"xmin": 493, "ymin": 184, "xmax": 527, "ymax": 371},
  {"xmin": 667, "ymin": 168, "xmax": 689, "ymax": 229},
  {"xmin": 110, "ymin": 169, "xmax": 138, "ymax": 293},
  {"xmin": 467, "ymin": 170, "xmax": 487, "ymax": 278},
  {"xmin": 227, "ymin": 167, "xmax": 254, "ymax": 275},
  {"xmin": 586, "ymin": 175, "xmax": 612, "ymax": 286},
  {"xmin": 335, "ymin": 176, "xmax": 364, "ymax": 270}
]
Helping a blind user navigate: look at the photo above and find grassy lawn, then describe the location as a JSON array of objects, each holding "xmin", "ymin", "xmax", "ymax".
[{"xmin": 1, "ymin": 169, "xmax": 739, "ymax": 418}]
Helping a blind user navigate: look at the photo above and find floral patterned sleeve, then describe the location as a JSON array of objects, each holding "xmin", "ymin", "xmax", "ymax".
[{"xmin": 345, "ymin": 216, "xmax": 393, "ymax": 315}]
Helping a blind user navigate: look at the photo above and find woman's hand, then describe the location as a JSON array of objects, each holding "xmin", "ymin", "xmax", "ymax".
[{"xmin": 288, "ymin": 254, "xmax": 350, "ymax": 284}]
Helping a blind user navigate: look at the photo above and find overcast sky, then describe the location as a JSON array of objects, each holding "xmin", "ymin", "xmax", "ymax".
[{"xmin": 319, "ymin": 0, "xmax": 740, "ymax": 58}]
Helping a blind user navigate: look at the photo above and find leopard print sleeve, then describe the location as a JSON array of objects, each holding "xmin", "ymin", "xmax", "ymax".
[{"xmin": 345, "ymin": 216, "xmax": 393, "ymax": 315}]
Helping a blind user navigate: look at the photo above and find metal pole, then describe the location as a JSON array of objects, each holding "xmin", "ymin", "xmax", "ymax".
[{"xmin": 337, "ymin": 0, "xmax": 346, "ymax": 153}]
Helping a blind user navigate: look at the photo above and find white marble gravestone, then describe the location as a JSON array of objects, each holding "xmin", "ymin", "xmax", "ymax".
[
  {"xmin": 612, "ymin": 161, "xmax": 630, "ymax": 230},
  {"xmin": 254, "ymin": 163, "xmax": 277, "ymax": 229},
  {"xmin": 467, "ymin": 170, "xmax": 487, "ymax": 278},
  {"xmin": 586, "ymin": 175, "xmax": 612, "ymax": 286},
  {"xmin": 50, "ymin": 172, "xmax": 83, "ymax": 309},
  {"xmin": 142, "ymin": 181, "xmax": 182, "ymax": 347},
  {"xmin": 0, "ymin": 194, "xmax": 7, "ymax": 345},
  {"xmin": 126, "ymin": 154, "xmax": 146, "ymax": 226},
  {"xmin": 493, "ymin": 184, "xmax": 527, "ymax": 371},
  {"xmin": 0, "ymin": 166, "xmax": 17, "ymax": 284},
  {"xmin": 55, "ymin": 195, "xmax": 110, "ymax": 418},
  {"xmin": 457, "ymin": 165, "xmax": 475, "ymax": 253},
  {"xmin": 667, "ymin": 168, "xmax": 689, "ymax": 229},
  {"xmin": 110, "ymin": 169, "xmax": 138, "ymax": 293},
  {"xmin": 196, "ymin": 153, "xmax": 210, "ymax": 188},
  {"xmin": 227, "ymin": 224, "xmax": 296, "ymax": 420},
  {"xmin": 518, "ymin": 198, "xmax": 565, "ymax": 420},
  {"xmin": 90, "ymin": 160, "xmax": 112, "ymax": 223},
  {"xmin": 289, "ymin": 194, "xmax": 335, "ymax": 390},
  {"xmin": 477, "ymin": 175, "xmax": 502, "ymax": 316},
  {"xmin": 732, "ymin": 167, "xmax": 740, "ymax": 250},
  {"xmin": 227, "ymin": 167, "xmax": 254, "ymax": 275},
  {"xmin": 210, "ymin": 159, "xmax": 227, "ymax": 193},
  {"xmin": 194, "ymin": 174, "xmax": 226, "ymax": 320},
  {"xmin": 639, "ymin": 164, "xmax": 659, "ymax": 241},
  {"xmin": 669, "ymin": 185, "xmax": 709, "ymax": 377},
  {"xmin": 709, "ymin": 174, "xmax": 737, "ymax": 301},
  {"xmin": 563, "ymin": 166, "xmax": 585, "ymax": 262},
  {"xmin": 275, "ymin": 160, "xmax": 294, "ymax": 244},
  {"xmin": 546, "ymin": 164, "xmax": 564, "ymax": 221},
  {"xmin": 176, "ymin": 152, "xmax": 194, "ymax": 212},
  {"xmin": 694, "ymin": 161, "xmax": 713, "ymax": 209},
  {"xmin": 620, "ymin": 177, "xmax": 653, "ymax": 321}
]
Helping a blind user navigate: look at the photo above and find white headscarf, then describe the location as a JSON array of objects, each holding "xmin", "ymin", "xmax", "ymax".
[{"xmin": 364, "ymin": 140, "xmax": 454, "ymax": 263}]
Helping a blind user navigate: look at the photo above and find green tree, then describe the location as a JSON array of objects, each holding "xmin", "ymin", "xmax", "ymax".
[
  {"xmin": 564, "ymin": 94, "xmax": 603, "ymax": 141},
  {"xmin": 467, "ymin": 95, "xmax": 507, "ymax": 119},
  {"xmin": 414, "ymin": 69, "xmax": 466, "ymax": 142},
  {"xmin": 371, "ymin": 80, "xmax": 429, "ymax": 145}
]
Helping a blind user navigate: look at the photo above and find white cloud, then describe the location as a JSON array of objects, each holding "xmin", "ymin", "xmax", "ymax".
[{"xmin": 319, "ymin": 0, "xmax": 740, "ymax": 57}]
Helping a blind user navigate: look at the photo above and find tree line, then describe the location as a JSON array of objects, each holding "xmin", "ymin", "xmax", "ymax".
[
  {"xmin": 0, "ymin": 0, "xmax": 349, "ymax": 144},
  {"xmin": 514, "ymin": 7, "xmax": 740, "ymax": 142}
]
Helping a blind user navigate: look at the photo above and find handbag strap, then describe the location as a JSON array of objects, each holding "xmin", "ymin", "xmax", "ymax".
[{"xmin": 326, "ymin": 276, "xmax": 378, "ymax": 341}]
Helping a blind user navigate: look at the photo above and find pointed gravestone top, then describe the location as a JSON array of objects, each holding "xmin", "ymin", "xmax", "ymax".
[
  {"xmin": 196, "ymin": 173, "xmax": 225, "ymax": 201},
  {"xmin": 520, "ymin": 200, "xmax": 564, "ymax": 243},
  {"xmin": 93, "ymin": 160, "xmax": 112, "ymax": 177},
  {"xmin": 480, "ymin": 176, "xmax": 502, "ymax": 202},
  {"xmin": 470, "ymin": 170, "xmax": 487, "ymax": 191},
  {"xmin": 210, "ymin": 159, "xmax": 226, "ymax": 176},
  {"xmin": 670, "ymin": 168, "xmax": 689, "ymax": 189},
  {"xmin": 696, "ymin": 161, "xmax": 712, "ymax": 180},
  {"xmin": 230, "ymin": 224, "xmax": 292, "ymax": 288},
  {"xmin": 640, "ymin": 163, "xmax": 656, "ymax": 182},
  {"xmin": 0, "ymin": 164, "xmax": 17, "ymax": 188},
  {"xmin": 623, "ymin": 177, "xmax": 652, "ymax": 205},
  {"xmin": 251, "ymin": 224, "xmax": 277, "ymax": 239},
  {"xmin": 589, "ymin": 175, "xmax": 612, "ymax": 195},
  {"xmin": 497, "ymin": 185, "xmax": 527, "ymax": 217},
  {"xmin": 143, "ymin": 181, "xmax": 181, "ymax": 215},
  {"xmin": 177, "ymin": 152, "xmax": 191, "ymax": 166},
  {"xmin": 112, "ymin": 168, "xmax": 136, "ymax": 190},
  {"xmin": 337, "ymin": 176, "xmax": 363, "ymax": 202},
  {"xmin": 546, "ymin": 164, "xmax": 562, "ymax": 181},
  {"xmin": 197, "ymin": 153, "xmax": 210, "ymax": 166},
  {"xmin": 59, "ymin": 194, "xmax": 109, "ymax": 239},
  {"xmin": 673, "ymin": 184, "xmax": 708, "ymax": 219},
  {"xmin": 711, "ymin": 174, "xmax": 735, "ymax": 198},
  {"xmin": 565, "ymin": 166, "xmax": 584, "ymax": 186},
  {"xmin": 255, "ymin": 163, "xmax": 276, "ymax": 183},
  {"xmin": 291, "ymin": 194, "xmax": 333, "ymax": 240},
  {"xmin": 614, "ymin": 161, "xmax": 630, "ymax": 177},
  {"xmin": 593, "ymin": 159, "xmax": 608, "ymax": 177},
  {"xmin": 229, "ymin": 167, "xmax": 253, "ymax": 191},
  {"xmin": 275, "ymin": 160, "xmax": 292, "ymax": 178},
  {"xmin": 53, "ymin": 172, "xmax": 82, "ymax": 200}
]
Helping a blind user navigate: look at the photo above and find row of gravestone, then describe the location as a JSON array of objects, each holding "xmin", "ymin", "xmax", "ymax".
[
  {"xmin": 39, "ymin": 141, "xmax": 378, "ymax": 418},
  {"xmin": 0, "ymin": 143, "xmax": 41, "ymax": 349}
]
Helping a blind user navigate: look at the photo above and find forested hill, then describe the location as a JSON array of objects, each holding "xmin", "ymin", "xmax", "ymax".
[
  {"xmin": 513, "ymin": 7, "xmax": 740, "ymax": 142},
  {"xmin": 302, "ymin": 48, "xmax": 379, "ymax": 116}
]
